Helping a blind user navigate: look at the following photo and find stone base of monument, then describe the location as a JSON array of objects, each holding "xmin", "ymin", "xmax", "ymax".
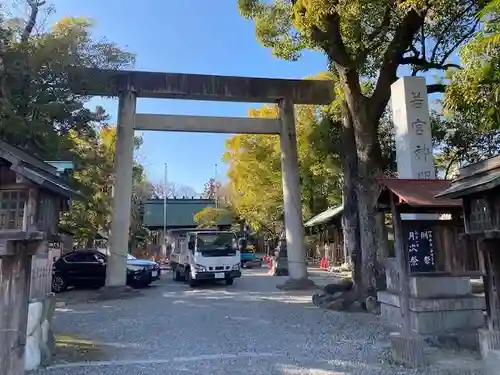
[
  {"xmin": 379, "ymin": 258, "xmax": 485, "ymax": 349},
  {"xmin": 25, "ymin": 295, "xmax": 56, "ymax": 371},
  {"xmin": 277, "ymin": 277, "xmax": 316, "ymax": 291},
  {"xmin": 484, "ymin": 349, "xmax": 500, "ymax": 375},
  {"xmin": 479, "ymin": 328, "xmax": 500, "ymax": 359},
  {"xmin": 390, "ymin": 332, "xmax": 428, "ymax": 368}
]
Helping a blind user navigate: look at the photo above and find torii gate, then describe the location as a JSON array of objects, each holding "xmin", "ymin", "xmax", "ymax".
[{"xmin": 69, "ymin": 68, "xmax": 334, "ymax": 289}]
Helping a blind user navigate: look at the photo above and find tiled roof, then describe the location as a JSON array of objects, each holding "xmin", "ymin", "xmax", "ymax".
[
  {"xmin": 377, "ymin": 179, "xmax": 461, "ymax": 208},
  {"xmin": 0, "ymin": 140, "xmax": 80, "ymax": 199},
  {"xmin": 304, "ymin": 205, "xmax": 343, "ymax": 227},
  {"xmin": 142, "ymin": 199, "xmax": 233, "ymax": 228}
]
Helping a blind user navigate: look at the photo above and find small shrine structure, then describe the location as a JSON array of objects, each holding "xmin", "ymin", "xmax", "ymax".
[
  {"xmin": 436, "ymin": 155, "xmax": 500, "ymax": 372},
  {"xmin": 377, "ymin": 178, "xmax": 485, "ymax": 367},
  {"xmin": 0, "ymin": 140, "xmax": 79, "ymax": 373}
]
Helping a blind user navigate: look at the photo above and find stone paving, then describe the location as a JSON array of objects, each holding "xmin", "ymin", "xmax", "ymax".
[{"xmin": 30, "ymin": 268, "xmax": 484, "ymax": 375}]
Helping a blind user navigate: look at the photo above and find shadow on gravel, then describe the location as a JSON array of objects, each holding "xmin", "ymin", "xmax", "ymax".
[
  {"xmin": 55, "ymin": 285, "xmax": 149, "ymax": 306},
  {"xmin": 39, "ymin": 274, "xmax": 483, "ymax": 375}
]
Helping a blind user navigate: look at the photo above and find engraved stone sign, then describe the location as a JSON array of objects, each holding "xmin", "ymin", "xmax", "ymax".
[{"xmin": 391, "ymin": 77, "xmax": 435, "ymax": 180}]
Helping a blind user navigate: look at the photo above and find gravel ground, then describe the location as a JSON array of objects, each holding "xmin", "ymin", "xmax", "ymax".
[{"xmin": 30, "ymin": 268, "xmax": 484, "ymax": 375}]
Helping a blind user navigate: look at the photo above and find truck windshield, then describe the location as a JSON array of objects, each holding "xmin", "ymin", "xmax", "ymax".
[{"xmin": 196, "ymin": 233, "xmax": 235, "ymax": 251}]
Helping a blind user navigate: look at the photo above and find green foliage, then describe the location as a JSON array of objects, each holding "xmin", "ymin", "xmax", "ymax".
[
  {"xmin": 239, "ymin": 0, "xmax": 482, "ymax": 78},
  {"xmin": 0, "ymin": 4, "xmax": 153, "ymax": 247},
  {"xmin": 59, "ymin": 127, "xmax": 150, "ymax": 247},
  {"xmin": 0, "ymin": 16, "xmax": 134, "ymax": 159},
  {"xmin": 445, "ymin": 2, "xmax": 500, "ymax": 134},
  {"xmin": 223, "ymin": 97, "xmax": 343, "ymax": 237},
  {"xmin": 194, "ymin": 207, "xmax": 234, "ymax": 228}
]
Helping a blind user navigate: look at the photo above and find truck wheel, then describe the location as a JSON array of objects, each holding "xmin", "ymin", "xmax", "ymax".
[
  {"xmin": 172, "ymin": 266, "xmax": 183, "ymax": 282},
  {"xmin": 186, "ymin": 269, "xmax": 197, "ymax": 287},
  {"xmin": 225, "ymin": 278, "xmax": 234, "ymax": 286},
  {"xmin": 172, "ymin": 270, "xmax": 180, "ymax": 281}
]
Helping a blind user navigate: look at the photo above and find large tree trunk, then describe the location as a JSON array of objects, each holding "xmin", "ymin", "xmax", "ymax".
[
  {"xmin": 375, "ymin": 212, "xmax": 389, "ymax": 263},
  {"xmin": 350, "ymin": 103, "xmax": 383, "ymax": 297},
  {"xmin": 339, "ymin": 101, "xmax": 362, "ymax": 290}
]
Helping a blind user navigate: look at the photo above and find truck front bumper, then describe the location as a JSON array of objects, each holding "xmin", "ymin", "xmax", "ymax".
[{"xmin": 194, "ymin": 270, "xmax": 241, "ymax": 280}]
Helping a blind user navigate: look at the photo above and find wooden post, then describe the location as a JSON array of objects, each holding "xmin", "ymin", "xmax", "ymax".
[
  {"xmin": 23, "ymin": 188, "xmax": 38, "ymax": 232},
  {"xmin": 388, "ymin": 193, "xmax": 427, "ymax": 367},
  {"xmin": 390, "ymin": 193, "xmax": 412, "ymax": 334},
  {"xmin": 0, "ymin": 240, "xmax": 36, "ymax": 375}
]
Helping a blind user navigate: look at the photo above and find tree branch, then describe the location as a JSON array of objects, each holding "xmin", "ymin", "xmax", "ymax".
[
  {"xmin": 21, "ymin": 0, "xmax": 46, "ymax": 43},
  {"xmin": 444, "ymin": 153, "xmax": 460, "ymax": 179},
  {"xmin": 427, "ymin": 84, "xmax": 447, "ymax": 94},
  {"xmin": 355, "ymin": 3, "xmax": 393, "ymax": 66},
  {"xmin": 430, "ymin": 3, "xmax": 476, "ymax": 63},
  {"xmin": 370, "ymin": 9, "xmax": 426, "ymax": 120},
  {"xmin": 315, "ymin": 13, "xmax": 364, "ymax": 103},
  {"xmin": 437, "ymin": 18, "xmax": 480, "ymax": 66},
  {"xmin": 400, "ymin": 57, "xmax": 461, "ymax": 71},
  {"xmin": 291, "ymin": 0, "xmax": 363, "ymax": 102}
]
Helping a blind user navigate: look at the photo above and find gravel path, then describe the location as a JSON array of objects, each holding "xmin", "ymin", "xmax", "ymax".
[{"xmin": 31, "ymin": 268, "xmax": 484, "ymax": 375}]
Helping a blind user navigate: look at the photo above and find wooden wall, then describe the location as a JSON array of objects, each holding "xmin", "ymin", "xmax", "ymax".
[{"xmin": 434, "ymin": 223, "xmax": 479, "ymax": 274}]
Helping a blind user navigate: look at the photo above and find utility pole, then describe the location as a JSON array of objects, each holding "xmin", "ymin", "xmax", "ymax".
[
  {"xmin": 214, "ymin": 163, "xmax": 219, "ymax": 208},
  {"xmin": 163, "ymin": 163, "xmax": 168, "ymax": 258}
]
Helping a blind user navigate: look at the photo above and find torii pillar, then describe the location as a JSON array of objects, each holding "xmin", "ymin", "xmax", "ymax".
[
  {"xmin": 278, "ymin": 98, "xmax": 314, "ymax": 289},
  {"xmin": 105, "ymin": 91, "xmax": 136, "ymax": 287}
]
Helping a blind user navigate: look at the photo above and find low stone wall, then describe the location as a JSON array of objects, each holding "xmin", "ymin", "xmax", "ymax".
[
  {"xmin": 378, "ymin": 258, "xmax": 485, "ymax": 350},
  {"xmin": 25, "ymin": 295, "xmax": 56, "ymax": 371}
]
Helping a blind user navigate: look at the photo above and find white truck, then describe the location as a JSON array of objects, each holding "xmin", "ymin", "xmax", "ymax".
[{"xmin": 168, "ymin": 228, "xmax": 241, "ymax": 287}]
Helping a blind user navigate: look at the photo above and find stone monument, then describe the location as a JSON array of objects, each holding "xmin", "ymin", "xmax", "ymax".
[{"xmin": 378, "ymin": 77, "xmax": 485, "ymax": 352}]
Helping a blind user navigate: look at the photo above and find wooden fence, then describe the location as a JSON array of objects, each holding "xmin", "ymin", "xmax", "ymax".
[{"xmin": 29, "ymin": 246, "xmax": 60, "ymax": 301}]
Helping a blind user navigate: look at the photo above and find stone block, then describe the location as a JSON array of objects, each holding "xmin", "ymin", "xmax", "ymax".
[
  {"xmin": 379, "ymin": 291, "xmax": 485, "ymax": 334},
  {"xmin": 384, "ymin": 258, "xmax": 399, "ymax": 292},
  {"xmin": 411, "ymin": 309, "xmax": 485, "ymax": 335},
  {"xmin": 39, "ymin": 320, "xmax": 52, "ymax": 365},
  {"xmin": 390, "ymin": 332, "xmax": 428, "ymax": 368},
  {"xmin": 425, "ymin": 331, "xmax": 480, "ymax": 351},
  {"xmin": 479, "ymin": 329, "xmax": 500, "ymax": 359},
  {"xmin": 485, "ymin": 349, "xmax": 500, "ymax": 375},
  {"xmin": 25, "ymin": 329, "xmax": 41, "ymax": 371},
  {"xmin": 41, "ymin": 294, "xmax": 56, "ymax": 323},
  {"xmin": 26, "ymin": 301, "xmax": 43, "ymax": 336},
  {"xmin": 378, "ymin": 291, "xmax": 485, "ymax": 312},
  {"xmin": 409, "ymin": 295, "xmax": 485, "ymax": 312},
  {"xmin": 409, "ymin": 276, "xmax": 472, "ymax": 298},
  {"xmin": 378, "ymin": 290, "xmax": 401, "ymax": 307},
  {"xmin": 381, "ymin": 302, "xmax": 403, "ymax": 328}
]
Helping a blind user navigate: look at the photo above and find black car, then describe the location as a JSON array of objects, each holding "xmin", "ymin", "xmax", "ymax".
[{"xmin": 51, "ymin": 249, "xmax": 161, "ymax": 293}]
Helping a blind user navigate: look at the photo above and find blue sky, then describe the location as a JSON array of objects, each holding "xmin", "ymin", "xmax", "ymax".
[{"xmin": 43, "ymin": 0, "xmax": 327, "ymax": 193}]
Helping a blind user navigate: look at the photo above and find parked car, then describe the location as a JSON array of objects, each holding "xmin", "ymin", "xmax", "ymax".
[
  {"xmin": 51, "ymin": 249, "xmax": 161, "ymax": 293},
  {"xmin": 127, "ymin": 253, "xmax": 161, "ymax": 282}
]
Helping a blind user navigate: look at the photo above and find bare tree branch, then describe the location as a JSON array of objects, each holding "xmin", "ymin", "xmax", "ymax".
[
  {"xmin": 444, "ymin": 153, "xmax": 460, "ymax": 179},
  {"xmin": 429, "ymin": 3, "xmax": 476, "ymax": 63},
  {"xmin": 401, "ymin": 57, "xmax": 461, "ymax": 71},
  {"xmin": 427, "ymin": 84, "xmax": 447, "ymax": 94},
  {"xmin": 21, "ymin": 0, "xmax": 45, "ymax": 43},
  {"xmin": 437, "ymin": 18, "xmax": 480, "ymax": 66}
]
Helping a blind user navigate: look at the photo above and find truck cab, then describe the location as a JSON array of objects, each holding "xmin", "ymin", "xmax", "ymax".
[{"xmin": 169, "ymin": 229, "xmax": 241, "ymax": 287}]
